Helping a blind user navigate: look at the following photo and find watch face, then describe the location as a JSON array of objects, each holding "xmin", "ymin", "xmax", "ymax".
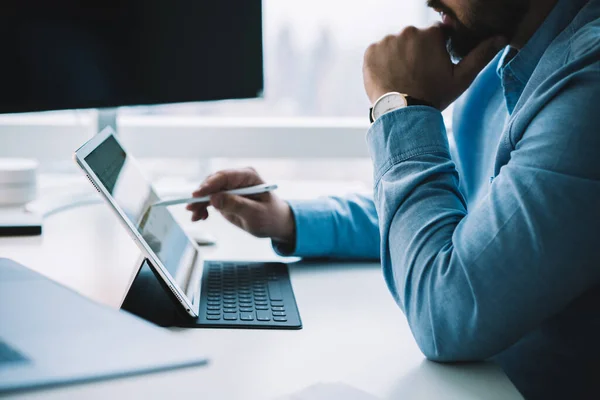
[{"xmin": 373, "ymin": 93, "xmax": 407, "ymax": 120}]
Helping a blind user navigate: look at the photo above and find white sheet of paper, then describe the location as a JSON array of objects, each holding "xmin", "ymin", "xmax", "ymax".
[{"xmin": 276, "ymin": 382, "xmax": 381, "ymax": 400}]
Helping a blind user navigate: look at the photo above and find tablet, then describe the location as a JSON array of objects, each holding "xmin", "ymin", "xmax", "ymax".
[{"xmin": 74, "ymin": 127, "xmax": 202, "ymax": 318}]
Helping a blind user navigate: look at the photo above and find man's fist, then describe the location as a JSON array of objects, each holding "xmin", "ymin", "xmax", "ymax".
[{"xmin": 363, "ymin": 25, "xmax": 506, "ymax": 111}]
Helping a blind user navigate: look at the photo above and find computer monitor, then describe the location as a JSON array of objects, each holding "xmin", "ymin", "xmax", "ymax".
[{"xmin": 0, "ymin": 0, "xmax": 263, "ymax": 114}]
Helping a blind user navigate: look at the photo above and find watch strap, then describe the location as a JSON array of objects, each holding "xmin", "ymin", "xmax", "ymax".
[{"xmin": 405, "ymin": 96, "xmax": 434, "ymax": 108}]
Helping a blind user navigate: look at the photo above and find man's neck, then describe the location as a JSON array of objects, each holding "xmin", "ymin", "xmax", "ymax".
[{"xmin": 510, "ymin": 0, "xmax": 559, "ymax": 49}]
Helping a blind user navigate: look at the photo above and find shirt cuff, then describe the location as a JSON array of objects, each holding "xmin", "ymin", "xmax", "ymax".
[
  {"xmin": 272, "ymin": 199, "xmax": 337, "ymax": 258},
  {"xmin": 366, "ymin": 106, "xmax": 449, "ymax": 187}
]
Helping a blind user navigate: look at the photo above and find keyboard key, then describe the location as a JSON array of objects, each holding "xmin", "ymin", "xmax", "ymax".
[
  {"xmin": 240, "ymin": 312, "xmax": 254, "ymax": 321},
  {"xmin": 223, "ymin": 294, "xmax": 236, "ymax": 300},
  {"xmin": 271, "ymin": 300, "xmax": 284, "ymax": 307},
  {"xmin": 271, "ymin": 306, "xmax": 285, "ymax": 311},
  {"xmin": 255, "ymin": 300, "xmax": 268, "ymax": 306},
  {"xmin": 256, "ymin": 311, "xmax": 271, "ymax": 321},
  {"xmin": 273, "ymin": 316, "xmax": 288, "ymax": 322},
  {"xmin": 255, "ymin": 305, "xmax": 269, "ymax": 310},
  {"xmin": 223, "ymin": 299, "xmax": 236, "ymax": 304},
  {"xmin": 223, "ymin": 307, "xmax": 237, "ymax": 312},
  {"xmin": 254, "ymin": 296, "xmax": 267, "ymax": 301},
  {"xmin": 206, "ymin": 315, "xmax": 221, "ymax": 320},
  {"xmin": 207, "ymin": 305, "xmax": 221, "ymax": 311},
  {"xmin": 207, "ymin": 301, "xmax": 221, "ymax": 306},
  {"xmin": 207, "ymin": 310, "xmax": 221, "ymax": 315},
  {"xmin": 239, "ymin": 307, "xmax": 253, "ymax": 312},
  {"xmin": 272, "ymin": 311, "xmax": 286, "ymax": 317},
  {"xmin": 267, "ymin": 282, "xmax": 283, "ymax": 300},
  {"xmin": 223, "ymin": 313, "xmax": 238, "ymax": 321}
]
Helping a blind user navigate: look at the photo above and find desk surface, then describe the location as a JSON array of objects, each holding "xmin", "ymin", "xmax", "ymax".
[{"xmin": 1, "ymin": 193, "xmax": 523, "ymax": 399}]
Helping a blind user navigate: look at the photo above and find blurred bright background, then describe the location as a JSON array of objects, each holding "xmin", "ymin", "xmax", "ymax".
[
  {"xmin": 1, "ymin": 1, "xmax": 440, "ymax": 191},
  {"xmin": 146, "ymin": 0, "xmax": 435, "ymax": 117}
]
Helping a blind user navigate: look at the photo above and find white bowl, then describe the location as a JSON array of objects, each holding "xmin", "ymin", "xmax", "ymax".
[
  {"xmin": 0, "ymin": 158, "xmax": 38, "ymax": 185},
  {"xmin": 0, "ymin": 183, "xmax": 37, "ymax": 206}
]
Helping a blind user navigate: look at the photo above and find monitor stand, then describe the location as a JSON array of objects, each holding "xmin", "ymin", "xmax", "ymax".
[{"xmin": 97, "ymin": 108, "xmax": 118, "ymax": 133}]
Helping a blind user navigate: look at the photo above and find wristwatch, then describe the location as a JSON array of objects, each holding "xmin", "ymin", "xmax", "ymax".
[{"xmin": 369, "ymin": 92, "xmax": 433, "ymax": 123}]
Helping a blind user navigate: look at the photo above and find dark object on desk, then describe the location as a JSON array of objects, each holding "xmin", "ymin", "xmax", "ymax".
[
  {"xmin": 0, "ymin": 258, "xmax": 208, "ymax": 394},
  {"xmin": 122, "ymin": 259, "xmax": 302, "ymax": 330},
  {"xmin": 0, "ymin": 210, "xmax": 42, "ymax": 236}
]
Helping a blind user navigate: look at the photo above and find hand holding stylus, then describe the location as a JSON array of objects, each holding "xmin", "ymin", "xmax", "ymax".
[
  {"xmin": 186, "ymin": 168, "xmax": 295, "ymax": 244},
  {"xmin": 154, "ymin": 183, "xmax": 278, "ymax": 207}
]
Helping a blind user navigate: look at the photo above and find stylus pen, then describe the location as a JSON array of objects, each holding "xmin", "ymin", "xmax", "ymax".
[{"xmin": 152, "ymin": 183, "xmax": 278, "ymax": 207}]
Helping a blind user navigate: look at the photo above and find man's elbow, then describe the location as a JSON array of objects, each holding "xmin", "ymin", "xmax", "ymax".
[{"xmin": 408, "ymin": 316, "xmax": 500, "ymax": 363}]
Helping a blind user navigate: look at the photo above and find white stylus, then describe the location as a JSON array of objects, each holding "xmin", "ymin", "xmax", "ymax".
[{"xmin": 152, "ymin": 183, "xmax": 278, "ymax": 207}]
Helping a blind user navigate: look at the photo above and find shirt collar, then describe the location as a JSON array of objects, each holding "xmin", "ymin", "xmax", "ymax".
[{"xmin": 495, "ymin": 0, "xmax": 589, "ymax": 112}]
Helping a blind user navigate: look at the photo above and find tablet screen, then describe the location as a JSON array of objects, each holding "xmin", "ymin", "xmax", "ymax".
[{"xmin": 83, "ymin": 135, "xmax": 199, "ymax": 302}]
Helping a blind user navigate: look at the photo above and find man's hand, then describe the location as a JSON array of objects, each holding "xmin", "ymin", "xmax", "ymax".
[
  {"xmin": 186, "ymin": 167, "xmax": 296, "ymax": 244},
  {"xmin": 363, "ymin": 25, "xmax": 506, "ymax": 110}
]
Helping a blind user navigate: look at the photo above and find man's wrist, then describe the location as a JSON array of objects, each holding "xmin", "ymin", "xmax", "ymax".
[
  {"xmin": 271, "ymin": 202, "xmax": 296, "ymax": 246},
  {"xmin": 369, "ymin": 92, "xmax": 434, "ymax": 123},
  {"xmin": 271, "ymin": 202, "xmax": 297, "ymax": 256}
]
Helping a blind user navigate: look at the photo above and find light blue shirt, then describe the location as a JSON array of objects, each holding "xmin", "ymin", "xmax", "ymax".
[{"xmin": 276, "ymin": 0, "xmax": 600, "ymax": 397}]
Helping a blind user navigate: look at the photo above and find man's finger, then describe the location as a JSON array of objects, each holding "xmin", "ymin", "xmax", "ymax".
[
  {"xmin": 211, "ymin": 193, "xmax": 257, "ymax": 218},
  {"xmin": 188, "ymin": 205, "xmax": 209, "ymax": 223},
  {"xmin": 192, "ymin": 167, "xmax": 263, "ymax": 197},
  {"xmin": 191, "ymin": 208, "xmax": 209, "ymax": 222},
  {"xmin": 454, "ymin": 36, "xmax": 507, "ymax": 87},
  {"xmin": 186, "ymin": 202, "xmax": 207, "ymax": 212}
]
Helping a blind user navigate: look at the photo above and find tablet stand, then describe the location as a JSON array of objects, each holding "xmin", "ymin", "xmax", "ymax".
[{"xmin": 121, "ymin": 258, "xmax": 196, "ymax": 327}]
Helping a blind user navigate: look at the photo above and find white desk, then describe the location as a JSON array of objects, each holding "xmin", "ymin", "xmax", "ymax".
[{"xmin": 1, "ymin": 197, "xmax": 523, "ymax": 399}]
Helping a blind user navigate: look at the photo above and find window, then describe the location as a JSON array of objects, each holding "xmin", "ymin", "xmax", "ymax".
[
  {"xmin": 131, "ymin": 0, "xmax": 435, "ymax": 118},
  {"xmin": 0, "ymin": 1, "xmax": 440, "ymax": 183}
]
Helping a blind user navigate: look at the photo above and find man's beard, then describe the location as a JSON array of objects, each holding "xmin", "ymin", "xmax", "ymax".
[{"xmin": 427, "ymin": 0, "xmax": 530, "ymax": 60}]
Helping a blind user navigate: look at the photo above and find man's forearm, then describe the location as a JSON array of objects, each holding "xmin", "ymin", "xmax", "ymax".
[
  {"xmin": 272, "ymin": 195, "xmax": 380, "ymax": 260},
  {"xmin": 367, "ymin": 81, "xmax": 600, "ymax": 361}
]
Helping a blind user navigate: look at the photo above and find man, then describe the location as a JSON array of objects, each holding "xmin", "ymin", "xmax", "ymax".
[{"xmin": 188, "ymin": 0, "xmax": 600, "ymax": 397}]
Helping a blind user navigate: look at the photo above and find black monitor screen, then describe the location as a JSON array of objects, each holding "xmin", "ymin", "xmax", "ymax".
[{"xmin": 0, "ymin": 0, "xmax": 263, "ymax": 113}]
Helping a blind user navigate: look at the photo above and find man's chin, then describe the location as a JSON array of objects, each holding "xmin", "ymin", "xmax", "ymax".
[{"xmin": 446, "ymin": 36, "xmax": 487, "ymax": 62}]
